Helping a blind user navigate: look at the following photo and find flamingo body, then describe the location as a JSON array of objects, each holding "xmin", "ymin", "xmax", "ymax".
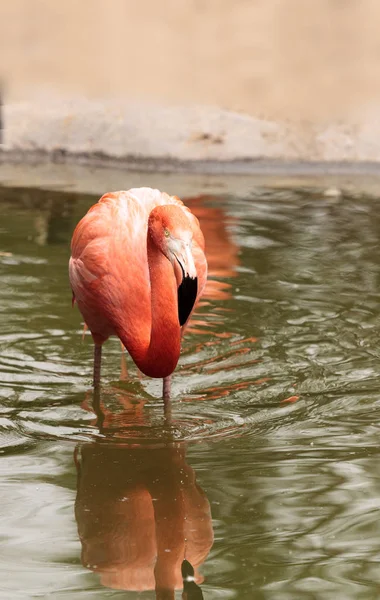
[{"xmin": 69, "ymin": 188, "xmax": 207, "ymax": 384}]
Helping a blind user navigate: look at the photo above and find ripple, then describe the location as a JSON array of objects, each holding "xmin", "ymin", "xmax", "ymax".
[{"xmin": 3, "ymin": 187, "xmax": 380, "ymax": 597}]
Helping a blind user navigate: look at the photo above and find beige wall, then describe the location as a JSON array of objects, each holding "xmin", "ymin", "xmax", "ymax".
[
  {"xmin": 2, "ymin": 1, "xmax": 380, "ymax": 162},
  {"xmin": 2, "ymin": 0, "xmax": 380, "ymax": 121}
]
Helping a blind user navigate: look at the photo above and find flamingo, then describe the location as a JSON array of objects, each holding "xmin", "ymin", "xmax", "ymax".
[{"xmin": 69, "ymin": 187, "xmax": 207, "ymax": 400}]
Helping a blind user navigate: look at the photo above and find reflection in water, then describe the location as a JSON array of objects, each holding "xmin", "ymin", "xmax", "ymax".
[
  {"xmin": 34, "ymin": 197, "xmax": 75, "ymax": 246},
  {"xmin": 74, "ymin": 392, "xmax": 213, "ymax": 595},
  {"xmin": 185, "ymin": 194, "xmax": 239, "ymax": 302},
  {"xmin": 0, "ymin": 186, "xmax": 89, "ymax": 246},
  {"xmin": 182, "ymin": 559, "xmax": 204, "ymax": 599},
  {"xmin": 183, "ymin": 195, "xmax": 239, "ymax": 350}
]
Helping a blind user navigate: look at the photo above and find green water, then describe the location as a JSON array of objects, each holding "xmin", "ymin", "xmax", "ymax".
[{"xmin": 1, "ymin": 182, "xmax": 380, "ymax": 598}]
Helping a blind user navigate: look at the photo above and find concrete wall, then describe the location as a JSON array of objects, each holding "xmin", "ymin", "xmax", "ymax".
[{"xmin": 2, "ymin": 0, "xmax": 380, "ymax": 164}]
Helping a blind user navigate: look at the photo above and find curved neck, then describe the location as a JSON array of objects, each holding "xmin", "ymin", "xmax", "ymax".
[{"xmin": 117, "ymin": 232, "xmax": 181, "ymax": 378}]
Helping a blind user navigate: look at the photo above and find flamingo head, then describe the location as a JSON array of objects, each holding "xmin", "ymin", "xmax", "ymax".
[{"xmin": 148, "ymin": 205, "xmax": 198, "ymax": 326}]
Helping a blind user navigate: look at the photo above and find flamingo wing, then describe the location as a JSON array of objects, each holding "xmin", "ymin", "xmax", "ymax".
[{"xmin": 69, "ymin": 188, "xmax": 207, "ymax": 341}]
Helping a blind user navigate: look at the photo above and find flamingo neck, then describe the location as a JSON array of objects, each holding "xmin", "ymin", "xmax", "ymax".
[{"xmin": 118, "ymin": 232, "xmax": 181, "ymax": 378}]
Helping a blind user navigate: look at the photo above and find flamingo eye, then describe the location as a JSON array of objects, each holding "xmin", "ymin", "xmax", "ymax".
[{"xmin": 164, "ymin": 228, "xmax": 170, "ymax": 237}]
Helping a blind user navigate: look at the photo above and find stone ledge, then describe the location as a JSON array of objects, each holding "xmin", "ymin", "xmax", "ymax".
[{"xmin": 3, "ymin": 98, "xmax": 380, "ymax": 169}]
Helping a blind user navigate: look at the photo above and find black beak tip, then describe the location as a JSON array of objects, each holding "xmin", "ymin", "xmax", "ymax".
[{"xmin": 178, "ymin": 275, "xmax": 198, "ymax": 326}]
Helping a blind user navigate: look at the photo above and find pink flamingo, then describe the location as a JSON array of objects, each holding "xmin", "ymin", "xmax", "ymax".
[{"xmin": 69, "ymin": 188, "xmax": 207, "ymax": 400}]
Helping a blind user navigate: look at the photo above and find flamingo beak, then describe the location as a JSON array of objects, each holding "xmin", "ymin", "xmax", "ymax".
[
  {"xmin": 180, "ymin": 242, "xmax": 197, "ymax": 279},
  {"xmin": 169, "ymin": 240, "xmax": 198, "ymax": 326},
  {"xmin": 169, "ymin": 240, "xmax": 196, "ymax": 282}
]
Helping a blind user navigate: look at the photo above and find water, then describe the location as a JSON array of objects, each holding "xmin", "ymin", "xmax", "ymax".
[{"xmin": 1, "ymin": 182, "xmax": 380, "ymax": 598}]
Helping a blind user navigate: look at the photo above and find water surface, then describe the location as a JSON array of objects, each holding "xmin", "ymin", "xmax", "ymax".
[{"xmin": 1, "ymin": 183, "xmax": 380, "ymax": 598}]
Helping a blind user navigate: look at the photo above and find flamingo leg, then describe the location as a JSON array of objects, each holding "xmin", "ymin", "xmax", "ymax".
[
  {"xmin": 93, "ymin": 344, "xmax": 102, "ymax": 388},
  {"xmin": 163, "ymin": 377, "xmax": 172, "ymax": 422},
  {"xmin": 163, "ymin": 375, "xmax": 171, "ymax": 402},
  {"xmin": 120, "ymin": 345, "xmax": 128, "ymax": 380}
]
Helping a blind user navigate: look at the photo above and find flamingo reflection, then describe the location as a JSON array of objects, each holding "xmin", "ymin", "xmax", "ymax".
[
  {"xmin": 183, "ymin": 194, "xmax": 240, "ymax": 347},
  {"xmin": 184, "ymin": 194, "xmax": 239, "ymax": 303},
  {"xmin": 74, "ymin": 391, "xmax": 213, "ymax": 597}
]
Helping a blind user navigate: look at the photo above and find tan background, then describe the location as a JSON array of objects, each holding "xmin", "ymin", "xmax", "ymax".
[{"xmin": 2, "ymin": 0, "xmax": 380, "ymax": 161}]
